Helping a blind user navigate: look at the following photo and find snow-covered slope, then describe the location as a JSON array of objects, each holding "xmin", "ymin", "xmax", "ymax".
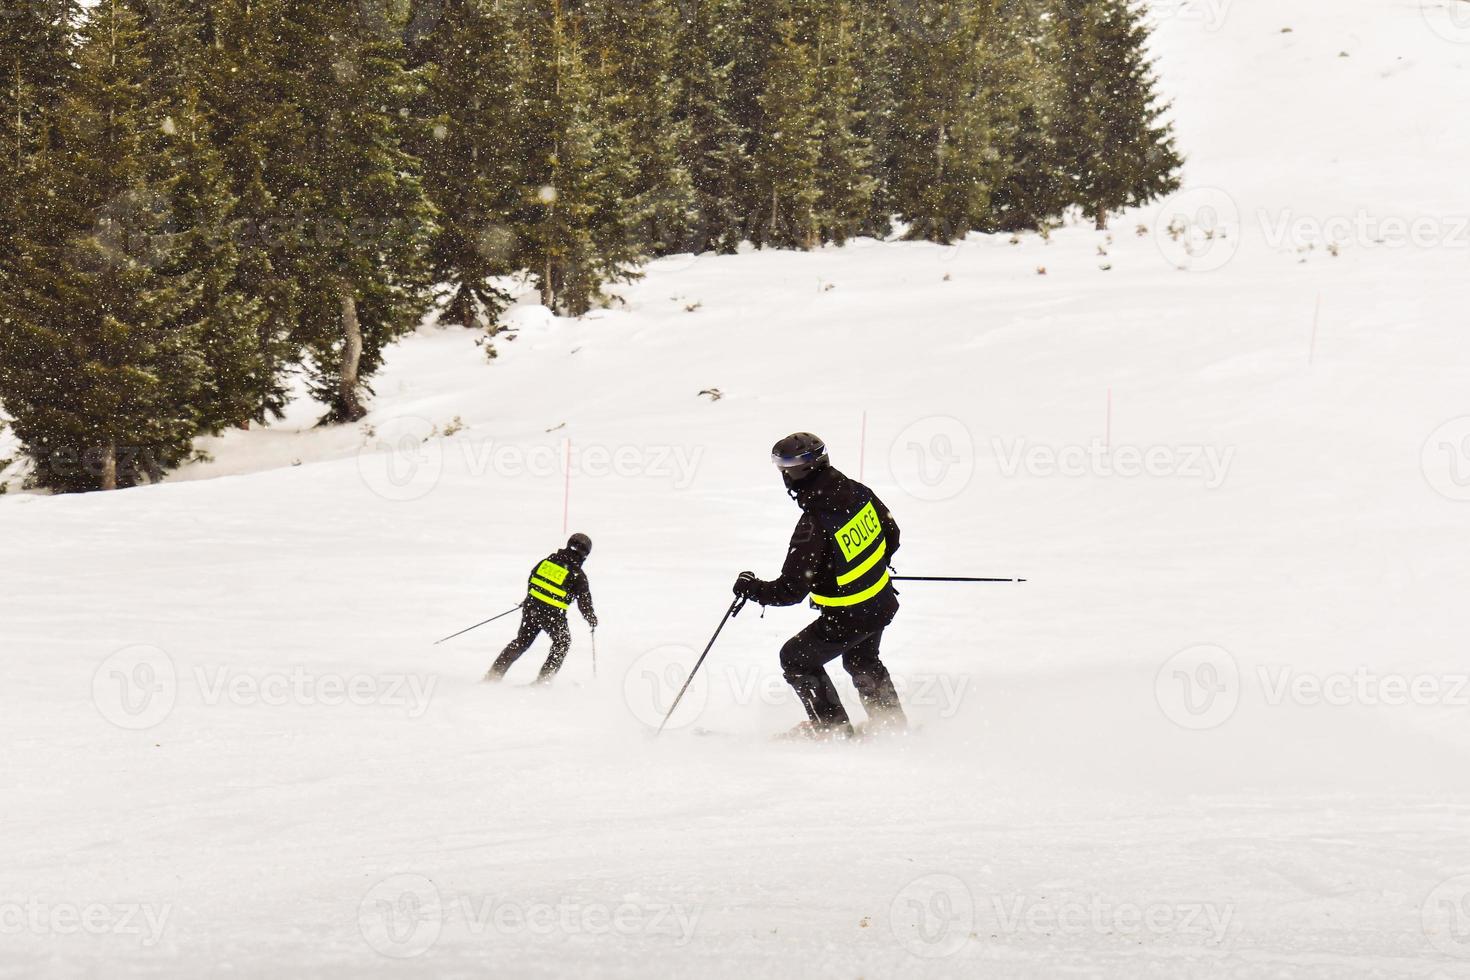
[{"xmin": 6, "ymin": 1, "xmax": 1470, "ymax": 976}]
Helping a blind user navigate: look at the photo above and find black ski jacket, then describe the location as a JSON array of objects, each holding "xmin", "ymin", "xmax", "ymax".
[
  {"xmin": 746, "ymin": 467, "xmax": 900, "ymax": 632},
  {"xmin": 525, "ymin": 548, "xmax": 596, "ymax": 623}
]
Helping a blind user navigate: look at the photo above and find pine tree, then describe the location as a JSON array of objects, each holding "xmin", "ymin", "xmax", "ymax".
[
  {"xmin": 812, "ymin": 2, "xmax": 876, "ymax": 246},
  {"xmin": 516, "ymin": 1, "xmax": 641, "ymax": 316},
  {"xmin": 960, "ymin": 2, "xmax": 1034, "ymax": 232},
  {"xmin": 883, "ymin": 0, "xmax": 1005, "ymax": 242},
  {"xmin": 986, "ymin": 8, "xmax": 1066, "ymax": 232},
  {"xmin": 749, "ymin": 15, "xmax": 821, "ymax": 250},
  {"xmin": 181, "ymin": 0, "xmax": 308, "ymax": 422},
  {"xmin": 0, "ymin": 1, "xmax": 78, "ymax": 283},
  {"xmin": 229, "ymin": 0, "xmax": 435, "ymax": 423},
  {"xmin": 0, "ymin": 0, "xmax": 76, "ymax": 488},
  {"xmin": 674, "ymin": 0, "xmax": 749, "ymax": 253},
  {"xmin": 163, "ymin": 92, "xmax": 274, "ymax": 435},
  {"xmin": 124, "ymin": 0, "xmax": 280, "ymax": 429},
  {"xmin": 582, "ymin": 0, "xmax": 698, "ymax": 257},
  {"xmin": 1050, "ymin": 0, "xmax": 1181, "ymax": 229},
  {"xmin": 0, "ymin": 0, "xmax": 75, "ymax": 170},
  {"xmin": 0, "ymin": 0, "xmax": 211, "ymax": 491},
  {"xmin": 849, "ymin": 0, "xmax": 900, "ymax": 238},
  {"xmin": 412, "ymin": 0, "xmax": 523, "ymax": 332},
  {"xmin": 721, "ymin": 0, "xmax": 778, "ymax": 173}
]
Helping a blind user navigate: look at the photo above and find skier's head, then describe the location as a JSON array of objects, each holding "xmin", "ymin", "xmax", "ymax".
[
  {"xmin": 567, "ymin": 532, "xmax": 593, "ymax": 561},
  {"xmin": 771, "ymin": 432, "xmax": 830, "ymax": 499}
]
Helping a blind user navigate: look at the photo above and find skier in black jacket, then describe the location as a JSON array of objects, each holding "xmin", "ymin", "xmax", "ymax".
[
  {"xmin": 485, "ymin": 533, "xmax": 598, "ymax": 684},
  {"xmin": 733, "ymin": 433, "xmax": 908, "ymax": 739}
]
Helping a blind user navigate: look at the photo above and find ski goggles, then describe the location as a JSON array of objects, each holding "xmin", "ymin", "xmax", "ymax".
[{"xmin": 772, "ymin": 448, "xmax": 826, "ymax": 469}]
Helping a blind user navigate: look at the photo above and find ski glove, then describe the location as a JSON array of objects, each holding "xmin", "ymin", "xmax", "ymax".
[
  {"xmin": 586, "ymin": 613, "xmax": 599, "ymax": 628},
  {"xmin": 733, "ymin": 571, "xmax": 759, "ymax": 599}
]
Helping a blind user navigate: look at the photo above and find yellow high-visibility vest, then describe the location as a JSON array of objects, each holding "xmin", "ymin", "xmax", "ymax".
[
  {"xmin": 810, "ymin": 501, "xmax": 891, "ymax": 607},
  {"xmin": 528, "ymin": 559, "xmax": 571, "ymax": 610}
]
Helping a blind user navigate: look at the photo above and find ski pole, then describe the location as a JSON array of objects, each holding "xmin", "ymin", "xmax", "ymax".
[
  {"xmin": 891, "ymin": 575, "xmax": 1027, "ymax": 583},
  {"xmin": 656, "ymin": 596, "xmax": 749, "ymax": 736},
  {"xmin": 433, "ymin": 603, "xmax": 523, "ymax": 645},
  {"xmin": 591, "ymin": 628, "xmax": 598, "ymax": 680}
]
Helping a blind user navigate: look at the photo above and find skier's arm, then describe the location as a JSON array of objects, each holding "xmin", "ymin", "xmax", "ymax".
[
  {"xmin": 745, "ymin": 514, "xmax": 825, "ymax": 607},
  {"xmin": 872, "ymin": 492, "xmax": 901, "ymax": 560},
  {"xmin": 574, "ymin": 570, "xmax": 597, "ymax": 626}
]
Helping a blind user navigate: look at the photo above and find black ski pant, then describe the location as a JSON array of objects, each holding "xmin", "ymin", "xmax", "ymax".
[
  {"xmin": 488, "ymin": 603, "xmax": 573, "ymax": 683},
  {"xmin": 779, "ymin": 617, "xmax": 906, "ymax": 729}
]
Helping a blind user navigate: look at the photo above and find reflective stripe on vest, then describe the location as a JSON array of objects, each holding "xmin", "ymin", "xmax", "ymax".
[
  {"xmin": 531, "ymin": 576, "xmax": 567, "ymax": 597},
  {"xmin": 812, "ymin": 571, "xmax": 891, "ymax": 607},
  {"xmin": 529, "ymin": 559, "xmax": 571, "ymax": 609},
  {"xmin": 836, "ymin": 537, "xmax": 887, "ymax": 587},
  {"xmin": 529, "ymin": 589, "xmax": 570, "ymax": 609}
]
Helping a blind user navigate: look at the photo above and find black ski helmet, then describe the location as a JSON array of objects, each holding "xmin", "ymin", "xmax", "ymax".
[
  {"xmin": 771, "ymin": 432, "xmax": 830, "ymax": 483},
  {"xmin": 567, "ymin": 532, "xmax": 592, "ymax": 557}
]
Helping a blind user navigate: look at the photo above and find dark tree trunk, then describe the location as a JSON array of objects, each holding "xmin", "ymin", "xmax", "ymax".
[
  {"xmin": 99, "ymin": 441, "xmax": 117, "ymax": 491},
  {"xmin": 448, "ymin": 284, "xmax": 478, "ymax": 329},
  {"xmin": 336, "ymin": 287, "xmax": 367, "ymax": 422}
]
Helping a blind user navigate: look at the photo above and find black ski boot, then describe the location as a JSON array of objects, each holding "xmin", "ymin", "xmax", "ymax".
[
  {"xmin": 851, "ymin": 671, "xmax": 908, "ymax": 735},
  {"xmin": 785, "ymin": 673, "xmax": 854, "ymax": 741},
  {"xmin": 777, "ymin": 720, "xmax": 855, "ymax": 742}
]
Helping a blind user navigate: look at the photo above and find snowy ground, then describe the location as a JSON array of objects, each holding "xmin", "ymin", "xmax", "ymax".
[{"xmin": 6, "ymin": 0, "xmax": 1470, "ymax": 976}]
